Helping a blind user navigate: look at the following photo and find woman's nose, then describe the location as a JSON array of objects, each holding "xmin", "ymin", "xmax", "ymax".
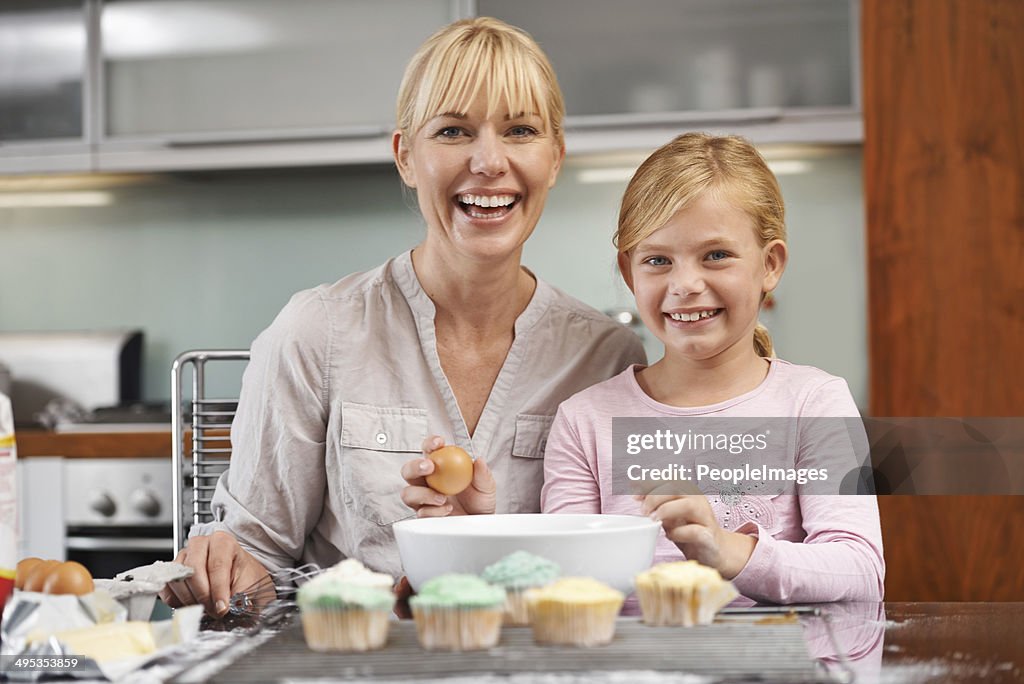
[{"xmin": 468, "ymin": 130, "xmax": 508, "ymax": 176}]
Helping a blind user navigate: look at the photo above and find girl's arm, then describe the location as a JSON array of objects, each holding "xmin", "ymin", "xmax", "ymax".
[
  {"xmin": 540, "ymin": 405, "xmax": 601, "ymax": 514},
  {"xmin": 729, "ymin": 494, "xmax": 884, "ymax": 603}
]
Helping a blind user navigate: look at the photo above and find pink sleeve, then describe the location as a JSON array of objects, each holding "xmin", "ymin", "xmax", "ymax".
[
  {"xmin": 540, "ymin": 404, "xmax": 601, "ymax": 514},
  {"xmin": 731, "ymin": 377, "xmax": 885, "ymax": 603},
  {"xmin": 731, "ymin": 495, "xmax": 885, "ymax": 602}
]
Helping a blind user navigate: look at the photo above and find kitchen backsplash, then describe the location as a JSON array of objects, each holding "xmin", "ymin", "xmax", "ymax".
[{"xmin": 0, "ymin": 145, "xmax": 865, "ymax": 407}]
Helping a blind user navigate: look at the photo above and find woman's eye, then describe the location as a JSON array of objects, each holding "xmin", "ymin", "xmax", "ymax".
[
  {"xmin": 642, "ymin": 256, "xmax": 670, "ymax": 266},
  {"xmin": 706, "ymin": 250, "xmax": 730, "ymax": 262},
  {"xmin": 435, "ymin": 126, "xmax": 465, "ymax": 139},
  {"xmin": 508, "ymin": 125, "xmax": 538, "ymax": 138}
]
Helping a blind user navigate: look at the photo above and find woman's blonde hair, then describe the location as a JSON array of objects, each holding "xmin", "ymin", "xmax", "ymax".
[
  {"xmin": 396, "ymin": 17, "xmax": 565, "ymax": 146},
  {"xmin": 616, "ymin": 133, "xmax": 786, "ymax": 357}
]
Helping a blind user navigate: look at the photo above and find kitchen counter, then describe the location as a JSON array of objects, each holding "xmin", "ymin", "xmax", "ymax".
[{"xmin": 16, "ymin": 428, "xmax": 172, "ymax": 458}]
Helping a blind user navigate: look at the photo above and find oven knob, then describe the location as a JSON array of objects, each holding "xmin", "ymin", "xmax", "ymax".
[
  {"xmin": 89, "ymin": 491, "xmax": 117, "ymax": 518},
  {"xmin": 131, "ymin": 489, "xmax": 162, "ymax": 518}
]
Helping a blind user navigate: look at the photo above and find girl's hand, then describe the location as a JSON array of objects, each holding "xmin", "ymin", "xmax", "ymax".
[
  {"xmin": 636, "ymin": 493, "xmax": 755, "ymax": 579},
  {"xmin": 400, "ymin": 436, "xmax": 497, "ymax": 516}
]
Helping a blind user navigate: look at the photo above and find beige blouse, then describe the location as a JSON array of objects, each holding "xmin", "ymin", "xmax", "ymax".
[{"xmin": 194, "ymin": 250, "xmax": 645, "ymax": 577}]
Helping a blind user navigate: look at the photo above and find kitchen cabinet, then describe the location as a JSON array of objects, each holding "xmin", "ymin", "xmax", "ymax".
[
  {"xmin": 483, "ymin": 0, "xmax": 862, "ymax": 153},
  {"xmin": 1, "ymin": 0, "xmax": 861, "ymax": 175},
  {"xmin": 0, "ymin": 0, "xmax": 91, "ymax": 173}
]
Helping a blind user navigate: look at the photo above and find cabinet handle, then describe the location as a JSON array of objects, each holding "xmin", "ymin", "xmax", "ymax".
[
  {"xmin": 161, "ymin": 125, "xmax": 390, "ymax": 148},
  {"xmin": 565, "ymin": 108, "xmax": 784, "ymax": 130}
]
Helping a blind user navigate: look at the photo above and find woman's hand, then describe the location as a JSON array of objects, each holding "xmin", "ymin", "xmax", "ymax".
[
  {"xmin": 158, "ymin": 531, "xmax": 273, "ymax": 617},
  {"xmin": 636, "ymin": 493, "xmax": 755, "ymax": 579},
  {"xmin": 400, "ymin": 436, "xmax": 496, "ymax": 516}
]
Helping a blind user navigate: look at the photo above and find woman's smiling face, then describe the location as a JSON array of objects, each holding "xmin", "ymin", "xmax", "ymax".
[
  {"xmin": 394, "ymin": 91, "xmax": 564, "ymax": 264},
  {"xmin": 621, "ymin": 191, "xmax": 785, "ymax": 365}
]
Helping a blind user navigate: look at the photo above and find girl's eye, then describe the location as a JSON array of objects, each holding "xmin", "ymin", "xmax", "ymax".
[
  {"xmin": 706, "ymin": 250, "xmax": 730, "ymax": 262},
  {"xmin": 508, "ymin": 125, "xmax": 538, "ymax": 138},
  {"xmin": 642, "ymin": 256, "xmax": 670, "ymax": 266}
]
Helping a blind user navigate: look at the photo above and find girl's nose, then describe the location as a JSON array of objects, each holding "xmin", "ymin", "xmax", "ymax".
[
  {"xmin": 469, "ymin": 130, "xmax": 508, "ymax": 177},
  {"xmin": 669, "ymin": 266, "xmax": 704, "ymax": 297}
]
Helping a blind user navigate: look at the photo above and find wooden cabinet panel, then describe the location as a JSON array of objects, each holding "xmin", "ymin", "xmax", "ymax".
[{"xmin": 863, "ymin": 0, "xmax": 1024, "ymax": 600}]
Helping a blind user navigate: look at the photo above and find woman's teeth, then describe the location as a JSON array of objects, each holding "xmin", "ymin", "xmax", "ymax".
[
  {"xmin": 458, "ymin": 193, "xmax": 516, "ymax": 208},
  {"xmin": 457, "ymin": 193, "xmax": 518, "ymax": 219},
  {"xmin": 669, "ymin": 309, "xmax": 721, "ymax": 322}
]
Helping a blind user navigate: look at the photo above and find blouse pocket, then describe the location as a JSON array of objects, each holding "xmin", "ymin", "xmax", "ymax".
[
  {"xmin": 508, "ymin": 413, "xmax": 554, "ymax": 512},
  {"xmin": 340, "ymin": 401, "xmax": 428, "ymax": 525}
]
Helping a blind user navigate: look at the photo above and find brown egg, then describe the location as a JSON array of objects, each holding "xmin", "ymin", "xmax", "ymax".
[
  {"xmin": 425, "ymin": 445, "xmax": 474, "ymax": 496},
  {"xmin": 22, "ymin": 559, "xmax": 61, "ymax": 592},
  {"xmin": 15, "ymin": 557, "xmax": 44, "ymax": 590},
  {"xmin": 41, "ymin": 561, "xmax": 94, "ymax": 596}
]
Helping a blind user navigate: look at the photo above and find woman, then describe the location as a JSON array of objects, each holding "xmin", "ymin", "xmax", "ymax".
[{"xmin": 161, "ymin": 17, "xmax": 644, "ymax": 617}]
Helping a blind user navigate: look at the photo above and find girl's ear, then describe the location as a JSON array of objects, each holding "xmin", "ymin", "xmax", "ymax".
[
  {"xmin": 392, "ymin": 130, "xmax": 416, "ymax": 188},
  {"xmin": 548, "ymin": 143, "xmax": 566, "ymax": 189},
  {"xmin": 761, "ymin": 239, "xmax": 788, "ymax": 293},
  {"xmin": 617, "ymin": 251, "xmax": 635, "ymax": 293}
]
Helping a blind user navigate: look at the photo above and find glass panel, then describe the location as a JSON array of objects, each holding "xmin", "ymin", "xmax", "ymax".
[
  {"xmin": 102, "ymin": 0, "xmax": 453, "ymax": 138},
  {"xmin": 0, "ymin": 0, "xmax": 85, "ymax": 142},
  {"xmin": 479, "ymin": 0, "xmax": 854, "ymax": 116}
]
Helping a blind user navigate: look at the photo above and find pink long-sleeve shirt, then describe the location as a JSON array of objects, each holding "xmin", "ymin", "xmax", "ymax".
[{"xmin": 541, "ymin": 361, "xmax": 885, "ymax": 604}]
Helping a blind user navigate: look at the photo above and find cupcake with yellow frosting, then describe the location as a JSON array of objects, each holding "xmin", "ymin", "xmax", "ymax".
[
  {"xmin": 634, "ymin": 560, "xmax": 738, "ymax": 627},
  {"xmin": 296, "ymin": 559, "xmax": 395, "ymax": 651},
  {"xmin": 481, "ymin": 551, "xmax": 560, "ymax": 626},
  {"xmin": 409, "ymin": 574, "xmax": 506, "ymax": 651},
  {"xmin": 525, "ymin": 577, "xmax": 624, "ymax": 646}
]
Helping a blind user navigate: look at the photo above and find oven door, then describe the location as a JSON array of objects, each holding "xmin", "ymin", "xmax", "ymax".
[{"xmin": 65, "ymin": 524, "xmax": 175, "ymax": 578}]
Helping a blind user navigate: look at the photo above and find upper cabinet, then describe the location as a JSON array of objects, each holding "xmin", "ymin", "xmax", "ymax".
[
  {"xmin": 1, "ymin": 0, "xmax": 860, "ymax": 175},
  {"xmin": 480, "ymin": 0, "xmax": 861, "ymax": 153},
  {"xmin": 0, "ymin": 0, "xmax": 91, "ymax": 173}
]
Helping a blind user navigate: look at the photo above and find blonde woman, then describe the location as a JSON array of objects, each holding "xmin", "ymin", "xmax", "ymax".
[{"xmin": 161, "ymin": 18, "xmax": 644, "ymax": 616}]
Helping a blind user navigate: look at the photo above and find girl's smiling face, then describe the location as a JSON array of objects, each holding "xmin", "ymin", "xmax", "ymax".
[
  {"xmin": 620, "ymin": 190, "xmax": 787, "ymax": 365},
  {"xmin": 393, "ymin": 91, "xmax": 564, "ymax": 265}
]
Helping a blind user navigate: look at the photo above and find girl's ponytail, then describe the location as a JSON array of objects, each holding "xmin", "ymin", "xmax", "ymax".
[{"xmin": 753, "ymin": 322, "xmax": 774, "ymax": 358}]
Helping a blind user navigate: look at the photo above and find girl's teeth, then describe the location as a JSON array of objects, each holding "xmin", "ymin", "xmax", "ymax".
[{"xmin": 670, "ymin": 310, "xmax": 719, "ymax": 322}]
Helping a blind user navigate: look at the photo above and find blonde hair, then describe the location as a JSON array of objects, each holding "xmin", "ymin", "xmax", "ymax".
[
  {"xmin": 616, "ymin": 133, "xmax": 786, "ymax": 357},
  {"xmin": 396, "ymin": 17, "xmax": 565, "ymax": 146}
]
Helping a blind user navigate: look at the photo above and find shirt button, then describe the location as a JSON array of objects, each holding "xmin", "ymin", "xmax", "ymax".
[{"xmin": 375, "ymin": 432, "xmax": 388, "ymax": 445}]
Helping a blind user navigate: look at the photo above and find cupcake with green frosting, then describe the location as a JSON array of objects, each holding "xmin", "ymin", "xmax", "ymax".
[
  {"xmin": 297, "ymin": 563, "xmax": 395, "ymax": 651},
  {"xmin": 408, "ymin": 574, "xmax": 506, "ymax": 650},
  {"xmin": 482, "ymin": 551, "xmax": 560, "ymax": 625}
]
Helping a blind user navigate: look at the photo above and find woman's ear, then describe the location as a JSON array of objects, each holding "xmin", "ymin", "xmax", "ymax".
[
  {"xmin": 617, "ymin": 251, "xmax": 635, "ymax": 293},
  {"xmin": 761, "ymin": 239, "xmax": 788, "ymax": 293},
  {"xmin": 548, "ymin": 143, "xmax": 566, "ymax": 189},
  {"xmin": 392, "ymin": 130, "xmax": 416, "ymax": 188}
]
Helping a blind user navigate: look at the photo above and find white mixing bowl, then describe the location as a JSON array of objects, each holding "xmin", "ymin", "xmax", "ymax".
[{"xmin": 393, "ymin": 513, "xmax": 660, "ymax": 595}]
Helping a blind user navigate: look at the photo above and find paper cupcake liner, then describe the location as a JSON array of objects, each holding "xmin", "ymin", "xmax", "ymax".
[
  {"xmin": 528, "ymin": 599, "xmax": 621, "ymax": 647},
  {"xmin": 411, "ymin": 605, "xmax": 503, "ymax": 651},
  {"xmin": 636, "ymin": 579, "xmax": 738, "ymax": 627},
  {"xmin": 300, "ymin": 607, "xmax": 391, "ymax": 651},
  {"xmin": 504, "ymin": 590, "xmax": 532, "ymax": 626}
]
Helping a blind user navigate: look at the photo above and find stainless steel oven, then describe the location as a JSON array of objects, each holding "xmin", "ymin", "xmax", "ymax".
[{"xmin": 63, "ymin": 458, "xmax": 175, "ymax": 577}]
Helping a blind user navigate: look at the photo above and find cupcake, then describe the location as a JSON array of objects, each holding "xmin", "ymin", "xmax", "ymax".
[
  {"xmin": 408, "ymin": 574, "xmax": 505, "ymax": 651},
  {"xmin": 297, "ymin": 561, "xmax": 395, "ymax": 652},
  {"xmin": 634, "ymin": 560, "xmax": 738, "ymax": 627},
  {"xmin": 481, "ymin": 551, "xmax": 560, "ymax": 626},
  {"xmin": 525, "ymin": 577, "xmax": 624, "ymax": 647},
  {"xmin": 318, "ymin": 558, "xmax": 395, "ymax": 591}
]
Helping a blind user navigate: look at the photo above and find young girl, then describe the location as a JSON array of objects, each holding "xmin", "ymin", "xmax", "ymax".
[{"xmin": 541, "ymin": 133, "xmax": 884, "ymax": 603}]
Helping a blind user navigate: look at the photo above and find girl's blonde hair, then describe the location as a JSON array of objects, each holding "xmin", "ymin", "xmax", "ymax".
[
  {"xmin": 616, "ymin": 133, "xmax": 786, "ymax": 357},
  {"xmin": 396, "ymin": 17, "xmax": 565, "ymax": 146}
]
